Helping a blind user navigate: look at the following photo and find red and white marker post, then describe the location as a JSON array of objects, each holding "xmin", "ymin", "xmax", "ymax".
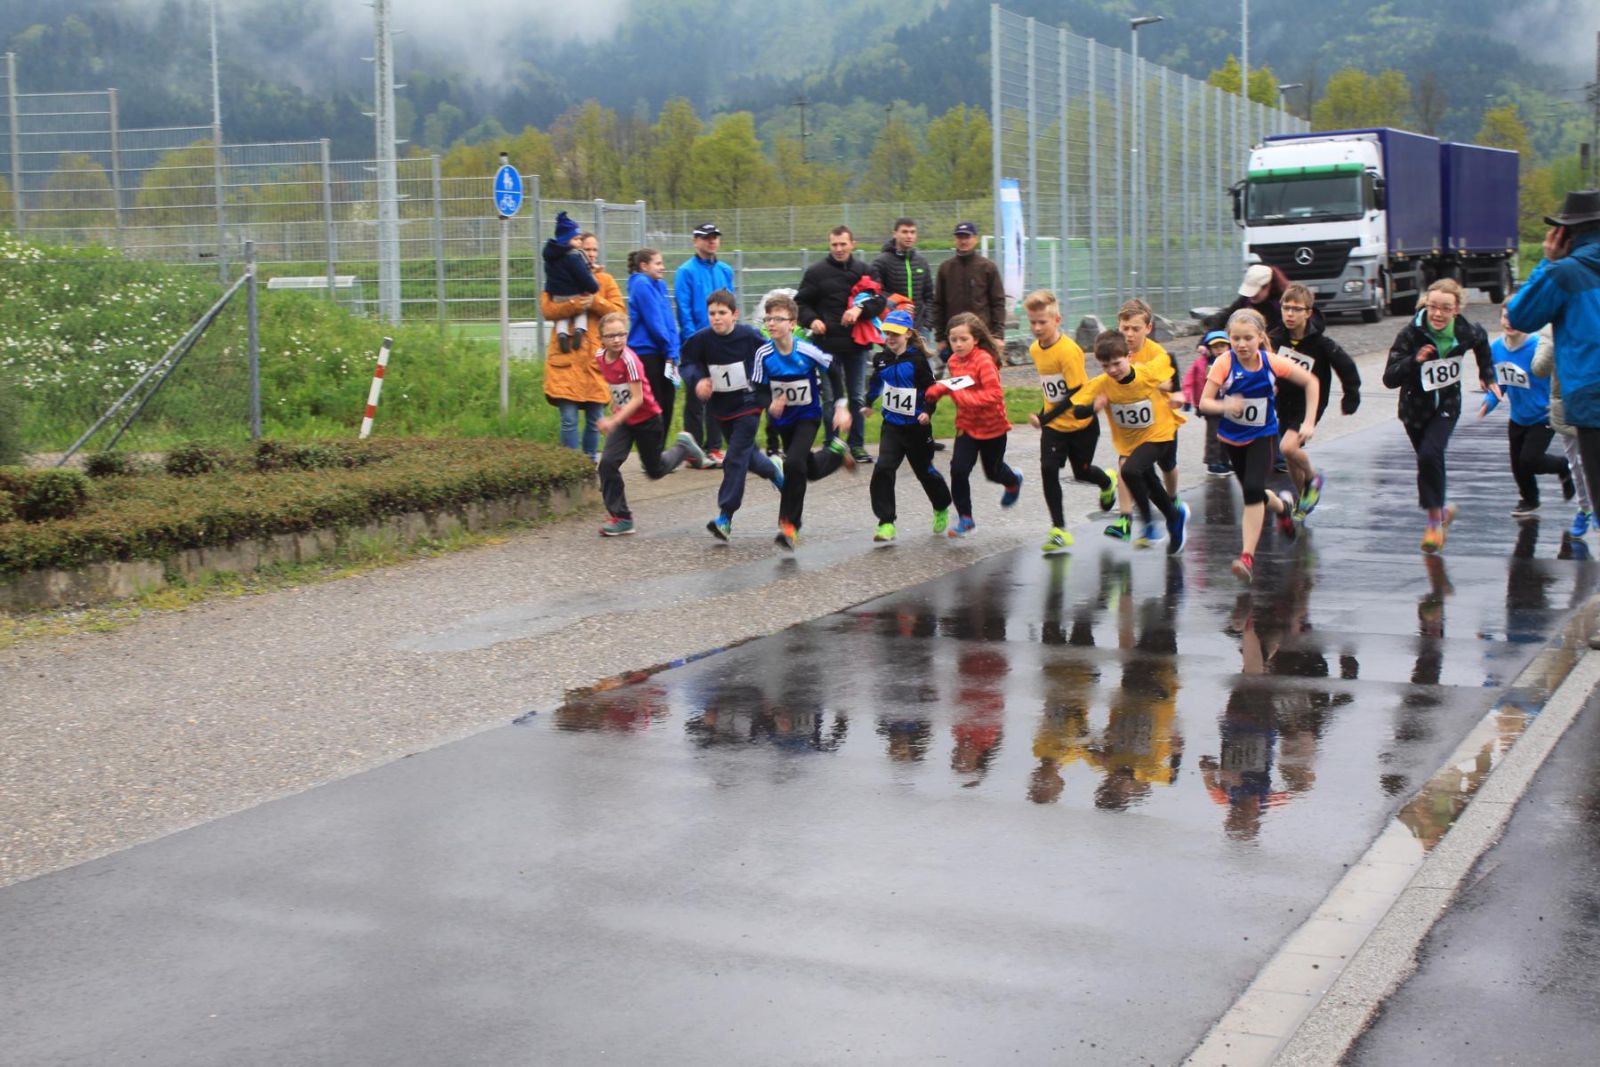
[{"xmin": 358, "ymin": 337, "xmax": 394, "ymax": 440}]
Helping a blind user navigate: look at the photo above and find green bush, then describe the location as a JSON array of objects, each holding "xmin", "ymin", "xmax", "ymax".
[
  {"xmin": 0, "ymin": 377, "xmax": 21, "ymax": 465},
  {"xmin": 0, "ymin": 490, "xmax": 14, "ymax": 524},
  {"xmin": 164, "ymin": 442, "xmax": 230, "ymax": 477},
  {"xmin": 0, "ymin": 438, "xmax": 594, "ymax": 574},
  {"xmin": 0, "ymin": 467, "xmax": 93, "ymax": 523},
  {"xmin": 83, "ymin": 451, "xmax": 140, "ymax": 478}
]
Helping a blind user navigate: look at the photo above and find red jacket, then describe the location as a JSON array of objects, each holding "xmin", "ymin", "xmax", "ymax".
[{"xmin": 925, "ymin": 347, "xmax": 1010, "ymax": 439}]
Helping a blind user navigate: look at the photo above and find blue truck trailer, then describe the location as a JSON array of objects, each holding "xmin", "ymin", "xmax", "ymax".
[{"xmin": 1232, "ymin": 128, "xmax": 1518, "ymax": 321}]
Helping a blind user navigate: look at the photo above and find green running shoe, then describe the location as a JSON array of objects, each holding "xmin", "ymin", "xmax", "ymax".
[
  {"xmin": 1099, "ymin": 467, "xmax": 1119, "ymax": 512},
  {"xmin": 932, "ymin": 508, "xmax": 949, "ymax": 535},
  {"xmin": 1103, "ymin": 514, "xmax": 1132, "ymax": 541},
  {"xmin": 874, "ymin": 522, "xmax": 897, "ymax": 543},
  {"xmin": 1040, "ymin": 527, "xmax": 1073, "ymax": 554}
]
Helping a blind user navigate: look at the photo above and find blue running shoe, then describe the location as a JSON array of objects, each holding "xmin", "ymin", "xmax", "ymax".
[
  {"xmin": 707, "ymin": 515, "xmax": 732, "ymax": 541},
  {"xmin": 1135, "ymin": 522, "xmax": 1162, "ymax": 548},
  {"xmin": 1572, "ymin": 510, "xmax": 1592, "ymax": 538},
  {"xmin": 1167, "ymin": 501, "xmax": 1190, "ymax": 554},
  {"xmin": 948, "ymin": 516, "xmax": 977, "ymax": 538},
  {"xmin": 1000, "ymin": 470, "xmax": 1023, "ymax": 508},
  {"xmin": 770, "ymin": 466, "xmax": 785, "ymax": 492}
]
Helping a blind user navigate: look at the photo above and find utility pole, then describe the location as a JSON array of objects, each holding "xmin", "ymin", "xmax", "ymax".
[
  {"xmin": 371, "ymin": 0, "xmax": 401, "ymax": 325},
  {"xmin": 209, "ymin": 1, "xmax": 226, "ymax": 281},
  {"xmin": 794, "ymin": 95, "xmax": 810, "ymax": 164}
]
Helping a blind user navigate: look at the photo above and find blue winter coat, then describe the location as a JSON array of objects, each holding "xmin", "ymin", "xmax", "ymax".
[
  {"xmin": 626, "ymin": 272, "xmax": 680, "ymax": 362},
  {"xmin": 673, "ymin": 254, "xmax": 735, "ymax": 338},
  {"xmin": 1508, "ymin": 230, "xmax": 1600, "ymax": 425}
]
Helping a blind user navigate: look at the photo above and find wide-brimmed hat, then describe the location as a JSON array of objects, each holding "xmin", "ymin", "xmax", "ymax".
[{"xmin": 1545, "ymin": 189, "xmax": 1600, "ymax": 227}]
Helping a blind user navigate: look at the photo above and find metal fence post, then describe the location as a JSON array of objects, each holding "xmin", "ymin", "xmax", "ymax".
[
  {"xmin": 107, "ymin": 88, "xmax": 124, "ymax": 252},
  {"xmin": 1057, "ymin": 28, "xmax": 1070, "ymax": 314},
  {"xmin": 1161, "ymin": 68, "xmax": 1171, "ymax": 313},
  {"xmin": 246, "ymin": 240, "xmax": 260, "ymax": 439},
  {"xmin": 320, "ymin": 139, "xmax": 336, "ymax": 300},
  {"xmin": 635, "ymin": 199, "xmax": 646, "ymax": 250},
  {"xmin": 1182, "ymin": 77, "xmax": 1191, "ymax": 311},
  {"xmin": 432, "ymin": 154, "xmax": 445, "ymax": 325},
  {"xmin": 1114, "ymin": 48, "xmax": 1126, "ymax": 307},
  {"xmin": 990, "ymin": 3, "xmax": 1003, "ymax": 259},
  {"xmin": 530, "ymin": 173, "xmax": 544, "ymax": 358},
  {"xmin": 735, "ymin": 248, "xmax": 746, "ymax": 310},
  {"xmin": 1087, "ymin": 44, "xmax": 1099, "ymax": 313},
  {"xmin": 6, "ymin": 53, "xmax": 23, "ymax": 234},
  {"xmin": 212, "ymin": 125, "xmax": 227, "ymax": 283},
  {"xmin": 593, "ymin": 197, "xmax": 606, "ymax": 267},
  {"xmin": 1025, "ymin": 16, "xmax": 1038, "ymax": 295}
]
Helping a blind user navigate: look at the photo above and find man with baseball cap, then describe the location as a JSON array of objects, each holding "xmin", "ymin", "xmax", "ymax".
[
  {"xmin": 932, "ymin": 221, "xmax": 1006, "ymax": 357},
  {"xmin": 675, "ymin": 222, "xmax": 735, "ymax": 465}
]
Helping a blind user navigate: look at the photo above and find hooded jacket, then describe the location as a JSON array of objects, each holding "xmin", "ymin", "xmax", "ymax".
[
  {"xmin": 1267, "ymin": 309, "xmax": 1362, "ymax": 422},
  {"xmin": 932, "ymin": 251, "xmax": 1006, "ymax": 344},
  {"xmin": 796, "ymin": 254, "xmax": 885, "ymax": 356},
  {"xmin": 1381, "ymin": 309, "xmax": 1494, "ymax": 431},
  {"xmin": 542, "ymin": 266, "xmax": 624, "ymax": 406},
  {"xmin": 673, "ymin": 254, "xmax": 734, "ymax": 339},
  {"xmin": 1508, "ymin": 231, "xmax": 1600, "ymax": 404},
  {"xmin": 869, "ymin": 239, "xmax": 934, "ymax": 332}
]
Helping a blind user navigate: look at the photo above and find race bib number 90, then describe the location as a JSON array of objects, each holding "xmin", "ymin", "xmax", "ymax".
[
  {"xmin": 881, "ymin": 385, "xmax": 918, "ymax": 417},
  {"xmin": 1039, "ymin": 373, "xmax": 1070, "ymax": 403},
  {"xmin": 1230, "ymin": 397, "xmax": 1271, "ymax": 427},
  {"xmin": 1110, "ymin": 400, "xmax": 1155, "ymax": 429},
  {"xmin": 609, "ymin": 383, "xmax": 633, "ymax": 409},
  {"xmin": 772, "ymin": 379, "xmax": 813, "ymax": 407},
  {"xmin": 1495, "ymin": 362, "xmax": 1529, "ymax": 390},
  {"xmin": 1278, "ymin": 346, "xmax": 1314, "ymax": 375},
  {"xmin": 1420, "ymin": 355, "xmax": 1464, "ymax": 393},
  {"xmin": 712, "ymin": 361, "xmax": 750, "ymax": 392}
]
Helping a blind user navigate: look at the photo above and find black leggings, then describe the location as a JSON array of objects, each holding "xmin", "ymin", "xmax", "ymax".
[
  {"xmin": 1223, "ymin": 436, "xmax": 1275, "ymax": 506},
  {"xmin": 1040, "ymin": 424, "xmax": 1111, "ymax": 528},
  {"xmin": 1403, "ymin": 410, "xmax": 1456, "ymax": 511},
  {"xmin": 871, "ymin": 421, "xmax": 952, "ymax": 523},
  {"xmin": 1121, "ymin": 441, "xmax": 1180, "ymax": 526},
  {"xmin": 633, "ymin": 350, "xmax": 676, "ymax": 434},
  {"xmin": 776, "ymin": 418, "xmax": 844, "ymax": 529},
  {"xmin": 1508, "ymin": 420, "xmax": 1568, "ymax": 504},
  {"xmin": 949, "ymin": 432, "xmax": 1020, "ymax": 517}
]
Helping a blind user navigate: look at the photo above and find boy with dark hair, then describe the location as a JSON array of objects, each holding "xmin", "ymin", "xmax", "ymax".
[
  {"xmin": 1106, "ymin": 298, "xmax": 1181, "ymax": 539},
  {"xmin": 1269, "ymin": 283, "xmax": 1363, "ymax": 519}
]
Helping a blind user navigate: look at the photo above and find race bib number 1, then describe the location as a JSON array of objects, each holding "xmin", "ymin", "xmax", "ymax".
[
  {"xmin": 1110, "ymin": 399, "xmax": 1155, "ymax": 429},
  {"xmin": 881, "ymin": 385, "xmax": 918, "ymax": 416},
  {"xmin": 711, "ymin": 361, "xmax": 750, "ymax": 392},
  {"xmin": 1495, "ymin": 362, "xmax": 1529, "ymax": 390},
  {"xmin": 1278, "ymin": 346, "xmax": 1314, "ymax": 375},
  {"xmin": 1039, "ymin": 373, "xmax": 1070, "ymax": 403},
  {"xmin": 773, "ymin": 379, "xmax": 813, "ymax": 407},
  {"xmin": 1420, "ymin": 355, "xmax": 1464, "ymax": 393}
]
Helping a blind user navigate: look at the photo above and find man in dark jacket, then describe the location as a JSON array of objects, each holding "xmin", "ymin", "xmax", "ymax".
[
  {"xmin": 797, "ymin": 225, "xmax": 885, "ymax": 461},
  {"xmin": 932, "ymin": 220, "xmax": 1006, "ymax": 352},
  {"xmin": 870, "ymin": 218, "xmax": 934, "ymax": 336}
]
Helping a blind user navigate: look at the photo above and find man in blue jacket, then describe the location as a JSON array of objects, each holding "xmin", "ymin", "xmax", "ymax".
[
  {"xmin": 1508, "ymin": 189, "xmax": 1600, "ymax": 642},
  {"xmin": 675, "ymin": 222, "xmax": 735, "ymax": 465}
]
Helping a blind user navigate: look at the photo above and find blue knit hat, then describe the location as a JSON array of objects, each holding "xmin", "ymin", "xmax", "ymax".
[
  {"xmin": 882, "ymin": 308, "xmax": 916, "ymax": 335},
  {"xmin": 554, "ymin": 211, "xmax": 580, "ymax": 243}
]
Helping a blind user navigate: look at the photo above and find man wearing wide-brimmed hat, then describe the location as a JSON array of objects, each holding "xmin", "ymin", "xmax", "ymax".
[{"xmin": 1509, "ymin": 189, "xmax": 1600, "ymax": 644}]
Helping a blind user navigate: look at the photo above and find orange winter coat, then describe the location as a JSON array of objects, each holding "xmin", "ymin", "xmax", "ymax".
[{"xmin": 542, "ymin": 266, "xmax": 624, "ymax": 406}]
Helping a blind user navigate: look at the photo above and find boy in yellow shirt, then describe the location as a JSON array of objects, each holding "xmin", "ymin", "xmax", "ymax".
[
  {"xmin": 1106, "ymin": 298, "xmax": 1183, "ymax": 538},
  {"xmin": 1055, "ymin": 330, "xmax": 1189, "ymax": 553},
  {"xmin": 1024, "ymin": 290, "xmax": 1118, "ymax": 553}
]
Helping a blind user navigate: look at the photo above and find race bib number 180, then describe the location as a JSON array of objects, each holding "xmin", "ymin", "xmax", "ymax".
[
  {"xmin": 1110, "ymin": 399, "xmax": 1155, "ymax": 429},
  {"xmin": 1420, "ymin": 355, "xmax": 1464, "ymax": 393}
]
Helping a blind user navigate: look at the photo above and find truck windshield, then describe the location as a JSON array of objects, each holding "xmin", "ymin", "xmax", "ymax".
[{"xmin": 1246, "ymin": 176, "xmax": 1364, "ymax": 224}]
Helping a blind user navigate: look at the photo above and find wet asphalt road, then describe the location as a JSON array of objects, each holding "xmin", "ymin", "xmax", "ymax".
[{"xmin": 3, "ymin": 410, "xmax": 1597, "ymax": 1064}]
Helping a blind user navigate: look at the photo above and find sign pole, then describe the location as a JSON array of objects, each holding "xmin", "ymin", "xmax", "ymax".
[{"xmin": 493, "ymin": 152, "xmax": 524, "ymax": 418}]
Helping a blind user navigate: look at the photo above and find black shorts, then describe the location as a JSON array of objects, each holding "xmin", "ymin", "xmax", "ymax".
[
  {"xmin": 1157, "ymin": 432, "xmax": 1179, "ymax": 472},
  {"xmin": 1276, "ymin": 395, "xmax": 1307, "ymax": 435}
]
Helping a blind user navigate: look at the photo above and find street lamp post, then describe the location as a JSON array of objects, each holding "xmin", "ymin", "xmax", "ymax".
[
  {"xmin": 1277, "ymin": 82, "xmax": 1304, "ymax": 124},
  {"xmin": 1130, "ymin": 15, "xmax": 1164, "ymax": 299}
]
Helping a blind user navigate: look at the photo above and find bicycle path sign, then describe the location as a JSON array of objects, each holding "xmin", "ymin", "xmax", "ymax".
[{"xmin": 494, "ymin": 164, "xmax": 523, "ymax": 217}]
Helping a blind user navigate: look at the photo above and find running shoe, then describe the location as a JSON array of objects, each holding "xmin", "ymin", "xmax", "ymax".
[
  {"xmin": 1135, "ymin": 522, "xmax": 1162, "ymax": 548},
  {"xmin": 932, "ymin": 440, "xmax": 947, "ymax": 452},
  {"xmin": 1511, "ymin": 499, "xmax": 1540, "ymax": 519},
  {"xmin": 600, "ymin": 516, "xmax": 635, "ymax": 537},
  {"xmin": 769, "ymin": 466, "xmax": 785, "ymax": 491},
  {"xmin": 1563, "ymin": 470, "xmax": 1577, "ymax": 501},
  {"xmin": 1299, "ymin": 473, "xmax": 1325, "ymax": 516},
  {"xmin": 1099, "ymin": 468, "xmax": 1119, "ymax": 511},
  {"xmin": 1572, "ymin": 510, "xmax": 1592, "ymax": 538},
  {"xmin": 766, "ymin": 445, "xmax": 783, "ymax": 458},
  {"xmin": 707, "ymin": 515, "xmax": 732, "ymax": 542},
  {"xmin": 1040, "ymin": 527, "xmax": 1073, "ymax": 554},
  {"xmin": 1000, "ymin": 471, "xmax": 1024, "ymax": 508},
  {"xmin": 775, "ymin": 521, "xmax": 799, "ymax": 550},
  {"xmin": 676, "ymin": 431, "xmax": 708, "ymax": 469},
  {"xmin": 1421, "ymin": 523, "xmax": 1445, "ymax": 553},
  {"xmin": 949, "ymin": 516, "xmax": 977, "ymax": 538},
  {"xmin": 873, "ymin": 522, "xmax": 897, "ymax": 543},
  {"xmin": 852, "ymin": 446, "xmax": 875, "ymax": 466},
  {"xmin": 1274, "ymin": 458, "xmax": 1289, "ymax": 474},
  {"xmin": 1206, "ymin": 462, "xmax": 1232, "ymax": 478},
  {"xmin": 1231, "ymin": 553, "xmax": 1254, "ymax": 583},
  {"xmin": 1276, "ymin": 490, "xmax": 1298, "ymax": 539},
  {"xmin": 704, "ymin": 448, "xmax": 726, "ymax": 469},
  {"xmin": 1104, "ymin": 515, "xmax": 1133, "ymax": 541},
  {"xmin": 829, "ymin": 437, "xmax": 857, "ymax": 472},
  {"xmin": 1167, "ymin": 501, "xmax": 1190, "ymax": 555},
  {"xmin": 933, "ymin": 508, "xmax": 950, "ymax": 535}
]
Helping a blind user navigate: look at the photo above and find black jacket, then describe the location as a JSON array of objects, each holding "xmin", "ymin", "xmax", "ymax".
[
  {"xmin": 869, "ymin": 240, "xmax": 934, "ymax": 332},
  {"xmin": 796, "ymin": 255, "xmax": 886, "ymax": 355},
  {"xmin": 1268, "ymin": 310, "xmax": 1362, "ymax": 421},
  {"xmin": 1382, "ymin": 312, "xmax": 1494, "ymax": 430},
  {"xmin": 932, "ymin": 251, "xmax": 1006, "ymax": 343}
]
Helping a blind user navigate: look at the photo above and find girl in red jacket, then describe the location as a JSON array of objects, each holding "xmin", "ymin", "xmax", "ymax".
[{"xmin": 925, "ymin": 312, "xmax": 1022, "ymax": 536}]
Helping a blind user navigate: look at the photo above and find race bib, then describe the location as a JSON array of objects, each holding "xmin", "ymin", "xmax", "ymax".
[
  {"xmin": 711, "ymin": 361, "xmax": 750, "ymax": 392},
  {"xmin": 1229, "ymin": 397, "xmax": 1271, "ymax": 427},
  {"xmin": 772, "ymin": 379, "xmax": 813, "ymax": 407},
  {"xmin": 1277, "ymin": 346, "xmax": 1314, "ymax": 375},
  {"xmin": 1420, "ymin": 355, "xmax": 1465, "ymax": 393},
  {"xmin": 1110, "ymin": 400, "xmax": 1155, "ymax": 429},
  {"xmin": 941, "ymin": 375, "xmax": 976, "ymax": 391},
  {"xmin": 1039, "ymin": 373, "xmax": 1070, "ymax": 403},
  {"xmin": 664, "ymin": 360, "xmax": 681, "ymax": 385},
  {"xmin": 881, "ymin": 385, "xmax": 918, "ymax": 417},
  {"xmin": 609, "ymin": 382, "xmax": 633, "ymax": 410},
  {"xmin": 1495, "ymin": 362, "xmax": 1529, "ymax": 390}
]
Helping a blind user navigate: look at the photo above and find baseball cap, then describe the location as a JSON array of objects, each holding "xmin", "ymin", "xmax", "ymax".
[
  {"xmin": 1203, "ymin": 330, "xmax": 1232, "ymax": 347},
  {"xmin": 953, "ymin": 221, "xmax": 979, "ymax": 237},
  {"xmin": 881, "ymin": 308, "xmax": 916, "ymax": 335},
  {"xmin": 1238, "ymin": 263, "xmax": 1273, "ymax": 297},
  {"xmin": 692, "ymin": 222, "xmax": 722, "ymax": 238}
]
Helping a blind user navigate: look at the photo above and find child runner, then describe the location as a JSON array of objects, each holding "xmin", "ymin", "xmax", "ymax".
[
  {"xmin": 1198, "ymin": 308, "xmax": 1321, "ymax": 582},
  {"xmin": 1269, "ymin": 284, "xmax": 1363, "ymax": 519},
  {"xmin": 1060, "ymin": 330, "xmax": 1189, "ymax": 553},
  {"xmin": 924, "ymin": 311, "xmax": 1023, "ymax": 538},
  {"xmin": 1478, "ymin": 307, "xmax": 1573, "ymax": 518},
  {"xmin": 593, "ymin": 312, "xmax": 707, "ymax": 535},
  {"xmin": 1024, "ymin": 289, "xmax": 1117, "ymax": 554},
  {"xmin": 1531, "ymin": 338, "xmax": 1593, "ymax": 536},
  {"xmin": 861, "ymin": 307, "xmax": 952, "ymax": 542},
  {"xmin": 1107, "ymin": 298, "xmax": 1182, "ymax": 539},
  {"xmin": 1381, "ymin": 279, "xmax": 1501, "ymax": 553},
  {"xmin": 678, "ymin": 288, "xmax": 786, "ymax": 542},
  {"xmin": 542, "ymin": 211, "xmax": 598, "ymax": 353},
  {"xmin": 1191, "ymin": 331, "xmax": 1235, "ymax": 476},
  {"xmin": 752, "ymin": 292, "xmax": 854, "ymax": 550}
]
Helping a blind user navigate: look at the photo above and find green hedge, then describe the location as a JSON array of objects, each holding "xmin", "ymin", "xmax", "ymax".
[{"xmin": 0, "ymin": 438, "xmax": 594, "ymax": 575}]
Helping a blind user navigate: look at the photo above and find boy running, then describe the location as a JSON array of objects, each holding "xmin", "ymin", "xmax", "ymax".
[
  {"xmin": 1269, "ymin": 284, "xmax": 1362, "ymax": 519},
  {"xmin": 1479, "ymin": 307, "xmax": 1573, "ymax": 518},
  {"xmin": 593, "ymin": 312, "xmax": 707, "ymax": 535},
  {"xmin": 679, "ymin": 289, "xmax": 786, "ymax": 542},
  {"xmin": 861, "ymin": 307, "xmax": 953, "ymax": 542},
  {"xmin": 1107, "ymin": 298, "xmax": 1182, "ymax": 539},
  {"xmin": 1024, "ymin": 290, "xmax": 1117, "ymax": 554},
  {"xmin": 752, "ymin": 293, "xmax": 855, "ymax": 550}
]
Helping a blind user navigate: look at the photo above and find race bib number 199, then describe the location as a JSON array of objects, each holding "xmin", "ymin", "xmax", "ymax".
[
  {"xmin": 1110, "ymin": 400, "xmax": 1155, "ymax": 428},
  {"xmin": 1495, "ymin": 362, "xmax": 1529, "ymax": 390},
  {"xmin": 1420, "ymin": 356, "xmax": 1464, "ymax": 393},
  {"xmin": 1039, "ymin": 373, "xmax": 1070, "ymax": 402}
]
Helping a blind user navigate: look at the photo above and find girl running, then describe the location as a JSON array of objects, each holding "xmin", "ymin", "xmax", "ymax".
[
  {"xmin": 924, "ymin": 312, "xmax": 1022, "ymax": 537},
  {"xmin": 1198, "ymin": 308, "xmax": 1321, "ymax": 583},
  {"xmin": 861, "ymin": 307, "xmax": 953, "ymax": 542},
  {"xmin": 1382, "ymin": 279, "xmax": 1501, "ymax": 553}
]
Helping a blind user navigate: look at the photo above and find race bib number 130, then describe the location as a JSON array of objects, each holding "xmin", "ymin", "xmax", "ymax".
[
  {"xmin": 1420, "ymin": 356, "xmax": 1464, "ymax": 393},
  {"xmin": 1110, "ymin": 400, "xmax": 1155, "ymax": 428}
]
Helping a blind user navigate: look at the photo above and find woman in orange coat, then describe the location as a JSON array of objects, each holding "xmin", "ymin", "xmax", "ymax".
[{"xmin": 544, "ymin": 231, "xmax": 625, "ymax": 459}]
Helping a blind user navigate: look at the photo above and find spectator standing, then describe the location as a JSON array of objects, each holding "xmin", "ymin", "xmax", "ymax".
[
  {"xmin": 543, "ymin": 231, "xmax": 622, "ymax": 460},
  {"xmin": 870, "ymin": 217, "xmax": 935, "ymax": 339},
  {"xmin": 674, "ymin": 222, "xmax": 735, "ymax": 465},
  {"xmin": 797, "ymin": 225, "xmax": 885, "ymax": 464},
  {"xmin": 932, "ymin": 221, "xmax": 1006, "ymax": 356},
  {"xmin": 625, "ymin": 247, "xmax": 681, "ymax": 431}
]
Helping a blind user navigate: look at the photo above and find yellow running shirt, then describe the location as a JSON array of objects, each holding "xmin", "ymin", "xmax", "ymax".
[
  {"xmin": 1076, "ymin": 363, "xmax": 1186, "ymax": 455},
  {"xmin": 1029, "ymin": 333, "xmax": 1093, "ymax": 433}
]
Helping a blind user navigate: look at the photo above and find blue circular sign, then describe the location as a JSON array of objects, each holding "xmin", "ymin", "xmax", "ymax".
[{"xmin": 493, "ymin": 164, "xmax": 524, "ymax": 217}]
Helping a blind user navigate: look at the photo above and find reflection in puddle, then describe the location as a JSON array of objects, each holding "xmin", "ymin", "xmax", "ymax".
[{"xmin": 1398, "ymin": 702, "xmax": 1531, "ymax": 848}]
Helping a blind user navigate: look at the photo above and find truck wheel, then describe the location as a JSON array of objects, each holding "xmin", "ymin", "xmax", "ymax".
[
  {"xmin": 1388, "ymin": 272, "xmax": 1417, "ymax": 317},
  {"xmin": 1488, "ymin": 262, "xmax": 1510, "ymax": 304},
  {"xmin": 1363, "ymin": 277, "xmax": 1387, "ymax": 323}
]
